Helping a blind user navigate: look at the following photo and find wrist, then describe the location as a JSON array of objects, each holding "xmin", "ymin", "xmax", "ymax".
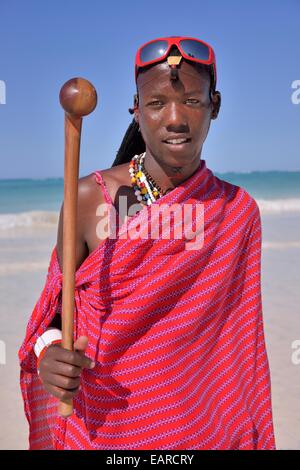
[
  {"xmin": 34, "ymin": 328, "xmax": 62, "ymax": 358},
  {"xmin": 36, "ymin": 339, "xmax": 62, "ymax": 371},
  {"xmin": 34, "ymin": 328, "xmax": 62, "ymax": 373}
]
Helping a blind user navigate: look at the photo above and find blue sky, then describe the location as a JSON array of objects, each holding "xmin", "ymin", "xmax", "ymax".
[{"xmin": 0, "ymin": 0, "xmax": 299, "ymax": 178}]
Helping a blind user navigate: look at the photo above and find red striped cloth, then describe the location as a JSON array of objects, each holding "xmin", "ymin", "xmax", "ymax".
[{"xmin": 18, "ymin": 159, "xmax": 276, "ymax": 450}]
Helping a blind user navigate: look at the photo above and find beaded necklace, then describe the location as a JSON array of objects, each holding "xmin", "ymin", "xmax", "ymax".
[{"xmin": 129, "ymin": 152, "xmax": 165, "ymax": 206}]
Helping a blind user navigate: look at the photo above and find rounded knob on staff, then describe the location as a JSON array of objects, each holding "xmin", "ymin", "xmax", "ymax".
[{"xmin": 59, "ymin": 77, "xmax": 97, "ymax": 117}]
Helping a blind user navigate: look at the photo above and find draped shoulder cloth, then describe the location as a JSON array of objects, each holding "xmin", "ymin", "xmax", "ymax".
[{"xmin": 18, "ymin": 159, "xmax": 276, "ymax": 450}]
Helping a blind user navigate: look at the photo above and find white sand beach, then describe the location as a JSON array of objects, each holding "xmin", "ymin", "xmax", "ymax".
[{"xmin": 0, "ymin": 211, "xmax": 299, "ymax": 449}]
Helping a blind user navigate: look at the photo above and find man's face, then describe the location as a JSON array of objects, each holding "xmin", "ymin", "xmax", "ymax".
[{"xmin": 136, "ymin": 60, "xmax": 214, "ymax": 170}]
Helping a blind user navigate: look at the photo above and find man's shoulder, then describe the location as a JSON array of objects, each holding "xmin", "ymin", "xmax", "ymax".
[
  {"xmin": 76, "ymin": 173, "xmax": 101, "ymax": 209},
  {"xmin": 99, "ymin": 162, "xmax": 129, "ymax": 186},
  {"xmin": 215, "ymin": 175, "xmax": 260, "ymax": 221},
  {"xmin": 79, "ymin": 163, "xmax": 128, "ymax": 191},
  {"xmin": 77, "ymin": 163, "xmax": 130, "ymax": 210}
]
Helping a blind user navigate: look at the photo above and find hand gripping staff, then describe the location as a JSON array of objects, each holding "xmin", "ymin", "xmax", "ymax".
[{"xmin": 58, "ymin": 78, "xmax": 97, "ymax": 417}]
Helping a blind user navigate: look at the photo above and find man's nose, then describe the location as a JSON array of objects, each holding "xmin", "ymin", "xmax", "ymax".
[{"xmin": 166, "ymin": 102, "xmax": 188, "ymax": 129}]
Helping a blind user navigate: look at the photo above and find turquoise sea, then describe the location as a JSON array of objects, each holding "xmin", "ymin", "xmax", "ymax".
[{"xmin": 0, "ymin": 170, "xmax": 300, "ymax": 229}]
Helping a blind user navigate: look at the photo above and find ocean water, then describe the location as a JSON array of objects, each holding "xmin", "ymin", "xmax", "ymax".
[
  {"xmin": 0, "ymin": 170, "xmax": 300, "ymax": 229},
  {"xmin": 1, "ymin": 173, "xmax": 299, "ymax": 451}
]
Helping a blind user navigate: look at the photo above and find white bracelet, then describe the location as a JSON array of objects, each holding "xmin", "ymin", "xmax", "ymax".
[{"xmin": 34, "ymin": 328, "xmax": 62, "ymax": 358}]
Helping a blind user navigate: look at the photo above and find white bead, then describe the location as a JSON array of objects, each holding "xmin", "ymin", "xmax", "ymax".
[
  {"xmin": 137, "ymin": 195, "xmax": 143, "ymax": 201},
  {"xmin": 144, "ymin": 180, "xmax": 156, "ymax": 202},
  {"xmin": 135, "ymin": 190, "xmax": 140, "ymax": 196},
  {"xmin": 139, "ymin": 174, "xmax": 146, "ymax": 182}
]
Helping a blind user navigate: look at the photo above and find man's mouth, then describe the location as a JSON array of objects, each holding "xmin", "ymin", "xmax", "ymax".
[{"xmin": 163, "ymin": 138, "xmax": 191, "ymax": 145}]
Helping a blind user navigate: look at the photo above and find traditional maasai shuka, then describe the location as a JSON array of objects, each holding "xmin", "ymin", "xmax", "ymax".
[{"xmin": 18, "ymin": 159, "xmax": 276, "ymax": 450}]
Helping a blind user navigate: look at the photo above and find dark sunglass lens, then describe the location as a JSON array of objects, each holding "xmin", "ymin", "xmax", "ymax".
[
  {"xmin": 140, "ymin": 40, "xmax": 168, "ymax": 63},
  {"xmin": 179, "ymin": 39, "xmax": 210, "ymax": 61}
]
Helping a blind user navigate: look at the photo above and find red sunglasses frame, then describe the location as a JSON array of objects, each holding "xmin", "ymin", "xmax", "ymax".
[{"xmin": 135, "ymin": 36, "xmax": 217, "ymax": 88}]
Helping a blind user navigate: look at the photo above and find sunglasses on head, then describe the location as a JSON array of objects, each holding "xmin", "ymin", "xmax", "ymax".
[{"xmin": 135, "ymin": 36, "xmax": 217, "ymax": 90}]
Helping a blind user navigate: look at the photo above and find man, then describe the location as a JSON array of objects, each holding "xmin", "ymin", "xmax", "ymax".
[{"xmin": 19, "ymin": 36, "xmax": 276, "ymax": 449}]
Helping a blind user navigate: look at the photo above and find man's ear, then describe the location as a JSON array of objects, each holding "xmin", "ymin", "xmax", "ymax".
[
  {"xmin": 210, "ymin": 90, "xmax": 221, "ymax": 120},
  {"xmin": 133, "ymin": 93, "xmax": 139, "ymax": 124}
]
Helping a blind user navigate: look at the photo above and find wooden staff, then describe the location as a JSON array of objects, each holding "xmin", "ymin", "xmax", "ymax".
[{"xmin": 58, "ymin": 78, "xmax": 97, "ymax": 417}]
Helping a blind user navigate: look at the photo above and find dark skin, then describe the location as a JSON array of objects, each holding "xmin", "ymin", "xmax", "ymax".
[
  {"xmin": 38, "ymin": 59, "xmax": 221, "ymax": 401},
  {"xmin": 134, "ymin": 60, "xmax": 220, "ymax": 191}
]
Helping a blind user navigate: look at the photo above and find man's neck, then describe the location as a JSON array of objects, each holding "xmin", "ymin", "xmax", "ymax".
[{"xmin": 143, "ymin": 150, "xmax": 201, "ymax": 195}]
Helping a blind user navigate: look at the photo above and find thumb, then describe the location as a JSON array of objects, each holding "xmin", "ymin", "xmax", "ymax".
[{"xmin": 74, "ymin": 335, "xmax": 89, "ymax": 352}]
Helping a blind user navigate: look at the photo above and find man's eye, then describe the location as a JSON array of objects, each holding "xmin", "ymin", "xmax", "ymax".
[
  {"xmin": 186, "ymin": 98, "xmax": 200, "ymax": 104},
  {"xmin": 148, "ymin": 100, "xmax": 163, "ymax": 106}
]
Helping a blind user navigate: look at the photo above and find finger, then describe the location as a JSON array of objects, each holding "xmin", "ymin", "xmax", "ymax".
[
  {"xmin": 42, "ymin": 382, "xmax": 80, "ymax": 401},
  {"xmin": 74, "ymin": 337, "xmax": 95, "ymax": 367},
  {"xmin": 49, "ymin": 361, "xmax": 82, "ymax": 378},
  {"xmin": 44, "ymin": 373, "xmax": 81, "ymax": 391},
  {"xmin": 50, "ymin": 346, "xmax": 94, "ymax": 369},
  {"xmin": 74, "ymin": 335, "xmax": 89, "ymax": 352}
]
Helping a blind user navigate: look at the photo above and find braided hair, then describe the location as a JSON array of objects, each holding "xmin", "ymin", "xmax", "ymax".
[
  {"xmin": 111, "ymin": 117, "xmax": 145, "ymax": 167},
  {"xmin": 111, "ymin": 46, "xmax": 214, "ymax": 167}
]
